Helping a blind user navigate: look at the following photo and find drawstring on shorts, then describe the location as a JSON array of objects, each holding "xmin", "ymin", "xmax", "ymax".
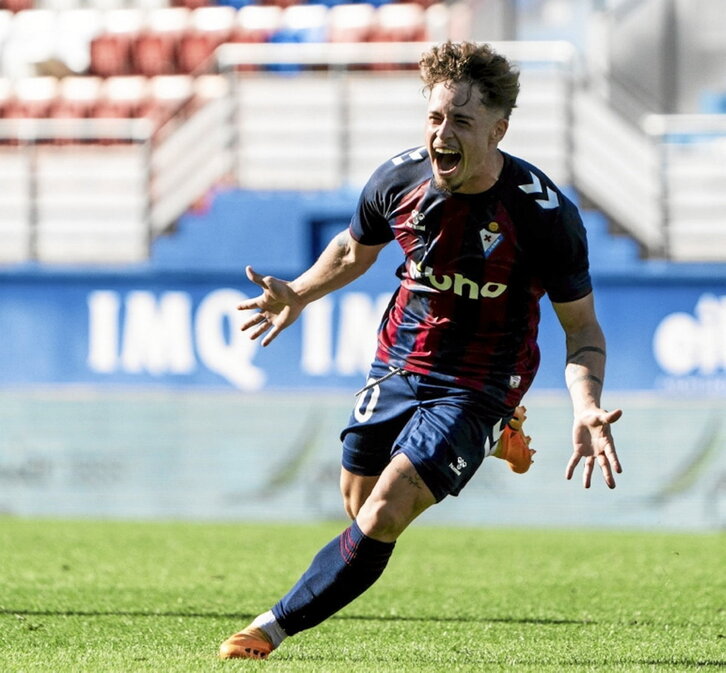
[{"xmin": 355, "ymin": 366, "xmax": 407, "ymax": 396}]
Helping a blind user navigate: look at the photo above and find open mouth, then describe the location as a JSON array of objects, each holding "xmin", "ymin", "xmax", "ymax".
[{"xmin": 433, "ymin": 148, "xmax": 462, "ymax": 175}]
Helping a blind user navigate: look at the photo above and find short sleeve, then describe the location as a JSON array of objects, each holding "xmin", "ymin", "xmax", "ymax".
[
  {"xmin": 348, "ymin": 160, "xmax": 400, "ymax": 245},
  {"xmin": 540, "ymin": 197, "xmax": 592, "ymax": 303}
]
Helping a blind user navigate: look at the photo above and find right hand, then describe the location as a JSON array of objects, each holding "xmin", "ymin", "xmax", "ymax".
[{"xmin": 237, "ymin": 266, "xmax": 305, "ymax": 347}]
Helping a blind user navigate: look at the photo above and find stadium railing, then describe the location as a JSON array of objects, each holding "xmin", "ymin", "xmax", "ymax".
[
  {"xmin": 0, "ymin": 76, "xmax": 234, "ymax": 264},
  {"xmin": 1, "ymin": 39, "xmax": 726, "ymax": 264},
  {"xmin": 216, "ymin": 40, "xmax": 576, "ymax": 189}
]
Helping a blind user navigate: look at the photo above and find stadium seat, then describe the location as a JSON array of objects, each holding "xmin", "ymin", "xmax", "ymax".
[
  {"xmin": 2, "ymin": 76, "xmax": 58, "ymax": 118},
  {"xmin": 51, "ymin": 76, "xmax": 103, "ymax": 118},
  {"xmin": 232, "ymin": 4, "xmax": 283, "ymax": 43},
  {"xmin": 144, "ymin": 73, "xmax": 194, "ymax": 129},
  {"xmin": 193, "ymin": 72, "xmax": 229, "ymax": 101},
  {"xmin": 0, "ymin": 0, "xmax": 34, "ymax": 12},
  {"xmin": 0, "ymin": 76, "xmax": 11, "ymax": 108},
  {"xmin": 171, "ymin": 0, "xmax": 211, "ymax": 11},
  {"xmin": 89, "ymin": 9, "xmax": 145, "ymax": 77},
  {"xmin": 280, "ymin": 3, "xmax": 329, "ymax": 43},
  {"xmin": 133, "ymin": 32, "xmax": 178, "ymax": 76},
  {"xmin": 90, "ymin": 33, "xmax": 132, "ymax": 77},
  {"xmin": 93, "ymin": 75, "xmax": 149, "ymax": 119},
  {"xmin": 132, "ymin": 7, "xmax": 190, "ymax": 76},
  {"xmin": 263, "ymin": 4, "xmax": 328, "ymax": 71},
  {"xmin": 177, "ymin": 6, "xmax": 236, "ymax": 74},
  {"xmin": 328, "ymin": 3, "xmax": 375, "ymax": 43},
  {"xmin": 261, "ymin": 0, "xmax": 300, "ymax": 10},
  {"xmin": 425, "ymin": 2, "xmax": 452, "ymax": 42},
  {"xmin": 369, "ymin": 2, "xmax": 426, "ymax": 42},
  {"xmin": 45, "ymin": 76, "xmax": 104, "ymax": 144}
]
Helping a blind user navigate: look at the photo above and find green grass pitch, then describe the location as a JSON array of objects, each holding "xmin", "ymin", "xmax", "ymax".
[{"xmin": 0, "ymin": 518, "xmax": 723, "ymax": 672}]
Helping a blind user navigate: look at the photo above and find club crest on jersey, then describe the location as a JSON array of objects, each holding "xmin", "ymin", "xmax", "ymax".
[
  {"xmin": 479, "ymin": 222, "xmax": 503, "ymax": 257},
  {"xmin": 408, "ymin": 210, "xmax": 426, "ymax": 231}
]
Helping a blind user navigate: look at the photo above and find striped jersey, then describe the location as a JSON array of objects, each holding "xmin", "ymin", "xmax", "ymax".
[{"xmin": 349, "ymin": 147, "xmax": 592, "ymax": 414}]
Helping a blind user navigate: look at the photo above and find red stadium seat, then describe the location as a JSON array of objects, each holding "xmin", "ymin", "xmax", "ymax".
[
  {"xmin": 90, "ymin": 33, "xmax": 133, "ymax": 77},
  {"xmin": 50, "ymin": 76, "xmax": 103, "ymax": 119},
  {"xmin": 369, "ymin": 2, "xmax": 426, "ymax": 42},
  {"xmin": 89, "ymin": 9, "xmax": 145, "ymax": 77},
  {"xmin": 171, "ymin": 0, "xmax": 211, "ymax": 10},
  {"xmin": 142, "ymin": 74, "xmax": 194, "ymax": 131},
  {"xmin": 328, "ymin": 3, "xmax": 375, "ymax": 43},
  {"xmin": 131, "ymin": 8, "xmax": 190, "ymax": 76},
  {"xmin": 0, "ymin": 77, "xmax": 13, "ymax": 118},
  {"xmin": 93, "ymin": 75, "xmax": 149, "ymax": 119},
  {"xmin": 257, "ymin": 0, "xmax": 300, "ymax": 10},
  {"xmin": 1, "ymin": 0, "xmax": 33, "ymax": 13},
  {"xmin": 2, "ymin": 76, "xmax": 58, "ymax": 118},
  {"xmin": 231, "ymin": 4, "xmax": 283, "ymax": 43},
  {"xmin": 133, "ymin": 31, "xmax": 178, "ymax": 76},
  {"xmin": 280, "ymin": 3, "xmax": 329, "ymax": 42},
  {"xmin": 177, "ymin": 6, "xmax": 236, "ymax": 74},
  {"xmin": 368, "ymin": 3, "xmax": 426, "ymax": 71}
]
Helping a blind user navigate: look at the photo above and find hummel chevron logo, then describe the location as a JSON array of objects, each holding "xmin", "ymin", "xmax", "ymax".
[
  {"xmin": 392, "ymin": 148, "xmax": 426, "ymax": 166},
  {"xmin": 518, "ymin": 171, "xmax": 559, "ymax": 209}
]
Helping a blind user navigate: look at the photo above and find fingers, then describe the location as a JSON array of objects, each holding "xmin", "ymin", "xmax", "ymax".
[
  {"xmin": 565, "ymin": 452, "xmax": 580, "ymax": 481},
  {"xmin": 239, "ymin": 311, "xmax": 268, "ymax": 333},
  {"xmin": 583, "ymin": 455, "xmax": 594, "ymax": 489},
  {"xmin": 240, "ymin": 315, "xmax": 280, "ymax": 347},
  {"xmin": 247, "ymin": 316, "xmax": 272, "ymax": 341},
  {"xmin": 604, "ymin": 408, "xmax": 623, "ymax": 424},
  {"xmin": 595, "ymin": 451, "xmax": 616, "ymax": 489},
  {"xmin": 245, "ymin": 265, "xmax": 264, "ymax": 286},
  {"xmin": 239, "ymin": 309, "xmax": 287, "ymax": 347},
  {"xmin": 260, "ymin": 324, "xmax": 282, "ymax": 348},
  {"xmin": 567, "ymin": 447, "xmax": 621, "ymax": 489},
  {"xmin": 236, "ymin": 267, "xmax": 268, "ymax": 313}
]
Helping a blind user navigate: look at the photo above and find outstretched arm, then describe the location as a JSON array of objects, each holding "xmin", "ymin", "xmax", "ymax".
[
  {"xmin": 238, "ymin": 229, "xmax": 386, "ymax": 347},
  {"xmin": 552, "ymin": 293, "xmax": 623, "ymax": 489}
]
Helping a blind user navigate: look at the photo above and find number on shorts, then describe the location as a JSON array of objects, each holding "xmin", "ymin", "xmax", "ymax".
[{"xmin": 354, "ymin": 380, "xmax": 380, "ymax": 422}]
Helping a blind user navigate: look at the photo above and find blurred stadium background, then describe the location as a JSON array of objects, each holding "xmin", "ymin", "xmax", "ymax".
[{"xmin": 0, "ymin": 0, "xmax": 724, "ymax": 530}]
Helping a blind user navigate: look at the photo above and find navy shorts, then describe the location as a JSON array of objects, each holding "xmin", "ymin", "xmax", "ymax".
[{"xmin": 340, "ymin": 361, "xmax": 512, "ymax": 502}]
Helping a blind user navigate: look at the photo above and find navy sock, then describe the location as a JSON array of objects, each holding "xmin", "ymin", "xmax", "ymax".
[{"xmin": 271, "ymin": 520, "xmax": 395, "ymax": 636}]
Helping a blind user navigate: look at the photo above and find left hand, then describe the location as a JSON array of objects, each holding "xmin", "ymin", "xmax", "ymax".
[{"xmin": 565, "ymin": 408, "xmax": 623, "ymax": 489}]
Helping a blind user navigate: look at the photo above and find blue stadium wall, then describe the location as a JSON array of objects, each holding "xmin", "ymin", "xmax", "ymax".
[
  {"xmin": 2, "ymin": 188, "xmax": 726, "ymax": 395},
  {"xmin": 1, "ymin": 189, "xmax": 725, "ymax": 530}
]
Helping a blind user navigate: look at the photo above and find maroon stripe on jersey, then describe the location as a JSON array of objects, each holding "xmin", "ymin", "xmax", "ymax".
[
  {"xmin": 390, "ymin": 180, "xmax": 430, "ymax": 260},
  {"xmin": 461, "ymin": 201, "xmax": 517, "ymax": 390},
  {"xmin": 392, "ymin": 181, "xmax": 429, "ymax": 228},
  {"xmin": 408, "ymin": 196, "xmax": 472, "ymax": 370}
]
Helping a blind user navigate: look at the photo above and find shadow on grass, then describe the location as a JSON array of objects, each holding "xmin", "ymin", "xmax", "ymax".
[{"xmin": 3, "ymin": 609, "xmax": 723, "ymax": 668}]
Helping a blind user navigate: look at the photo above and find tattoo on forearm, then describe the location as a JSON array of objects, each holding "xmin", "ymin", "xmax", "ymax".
[
  {"xmin": 395, "ymin": 467, "xmax": 423, "ymax": 490},
  {"xmin": 567, "ymin": 373, "xmax": 603, "ymax": 391},
  {"xmin": 566, "ymin": 346, "xmax": 606, "ymax": 363}
]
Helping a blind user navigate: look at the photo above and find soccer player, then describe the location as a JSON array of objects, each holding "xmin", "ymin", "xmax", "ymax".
[{"xmin": 219, "ymin": 40, "xmax": 623, "ymax": 660}]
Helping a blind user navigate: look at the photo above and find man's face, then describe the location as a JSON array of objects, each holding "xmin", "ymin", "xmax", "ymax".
[{"xmin": 425, "ymin": 80, "xmax": 508, "ymax": 194}]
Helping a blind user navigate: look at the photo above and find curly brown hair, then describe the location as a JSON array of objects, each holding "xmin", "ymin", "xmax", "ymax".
[{"xmin": 419, "ymin": 41, "xmax": 520, "ymax": 119}]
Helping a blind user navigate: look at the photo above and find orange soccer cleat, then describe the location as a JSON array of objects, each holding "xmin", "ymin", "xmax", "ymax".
[
  {"xmin": 219, "ymin": 625, "xmax": 275, "ymax": 660},
  {"xmin": 492, "ymin": 406, "xmax": 536, "ymax": 474}
]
